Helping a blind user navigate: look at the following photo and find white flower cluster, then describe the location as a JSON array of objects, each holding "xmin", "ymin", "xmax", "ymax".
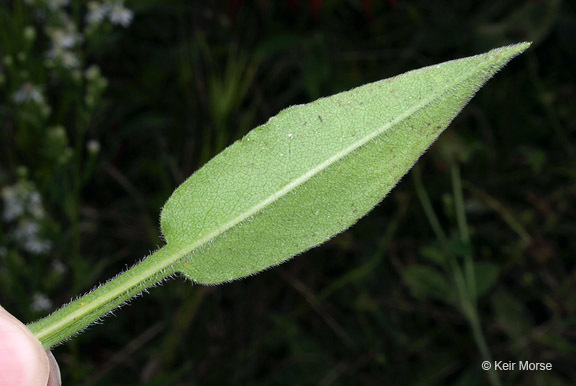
[
  {"xmin": 45, "ymin": 20, "xmax": 83, "ymax": 68},
  {"xmin": 12, "ymin": 82, "xmax": 45, "ymax": 105},
  {"xmin": 1, "ymin": 183, "xmax": 44, "ymax": 221},
  {"xmin": 22, "ymin": 0, "xmax": 134, "ymax": 70},
  {"xmin": 44, "ymin": 0, "xmax": 69, "ymax": 11},
  {"xmin": 1, "ymin": 182, "xmax": 52, "ymax": 255},
  {"xmin": 8, "ymin": 0, "xmax": 133, "ymax": 114},
  {"xmin": 87, "ymin": 1, "xmax": 134, "ymax": 28}
]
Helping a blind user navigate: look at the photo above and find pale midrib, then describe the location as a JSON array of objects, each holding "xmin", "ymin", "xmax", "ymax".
[
  {"xmin": 33, "ymin": 55, "xmax": 493, "ymax": 346},
  {"xmin": 172, "ymin": 57, "xmax": 492, "ymax": 263}
]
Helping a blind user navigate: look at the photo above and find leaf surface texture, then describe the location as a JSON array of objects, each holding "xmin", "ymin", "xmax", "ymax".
[{"xmin": 160, "ymin": 43, "xmax": 530, "ymax": 284}]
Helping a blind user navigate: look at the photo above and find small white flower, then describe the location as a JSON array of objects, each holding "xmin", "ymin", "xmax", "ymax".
[
  {"xmin": 29, "ymin": 191, "xmax": 41, "ymax": 207},
  {"xmin": 10, "ymin": 220, "xmax": 51, "ymax": 254},
  {"xmin": 84, "ymin": 65, "xmax": 101, "ymax": 80},
  {"xmin": 46, "ymin": 47, "xmax": 79, "ymax": 68},
  {"xmin": 52, "ymin": 260, "xmax": 67, "ymax": 274},
  {"xmin": 31, "ymin": 293, "xmax": 53, "ymax": 312},
  {"xmin": 87, "ymin": 140, "xmax": 101, "ymax": 154},
  {"xmin": 23, "ymin": 237, "xmax": 52, "ymax": 254},
  {"xmin": 1, "ymin": 185, "xmax": 35, "ymax": 222},
  {"xmin": 28, "ymin": 191, "xmax": 45, "ymax": 219},
  {"xmin": 86, "ymin": 1, "xmax": 109, "ymax": 25},
  {"xmin": 2, "ymin": 183, "xmax": 45, "ymax": 221},
  {"xmin": 45, "ymin": 24, "xmax": 82, "ymax": 68},
  {"xmin": 12, "ymin": 83, "xmax": 44, "ymax": 104},
  {"xmin": 48, "ymin": 27, "xmax": 79, "ymax": 49},
  {"xmin": 2, "ymin": 182, "xmax": 52, "ymax": 255},
  {"xmin": 109, "ymin": 1, "xmax": 133, "ymax": 27},
  {"xmin": 59, "ymin": 50, "xmax": 80, "ymax": 68},
  {"xmin": 45, "ymin": 0, "xmax": 69, "ymax": 10},
  {"xmin": 13, "ymin": 220, "xmax": 40, "ymax": 240},
  {"xmin": 2, "ymin": 186, "xmax": 24, "ymax": 221},
  {"xmin": 58, "ymin": 33, "xmax": 77, "ymax": 49}
]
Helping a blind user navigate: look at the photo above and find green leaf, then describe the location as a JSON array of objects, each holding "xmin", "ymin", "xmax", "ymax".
[
  {"xmin": 401, "ymin": 265, "xmax": 451, "ymax": 301},
  {"xmin": 162, "ymin": 42, "xmax": 531, "ymax": 284},
  {"xmin": 28, "ymin": 43, "xmax": 530, "ymax": 349},
  {"xmin": 492, "ymin": 290, "xmax": 533, "ymax": 339},
  {"xmin": 473, "ymin": 262, "xmax": 499, "ymax": 298}
]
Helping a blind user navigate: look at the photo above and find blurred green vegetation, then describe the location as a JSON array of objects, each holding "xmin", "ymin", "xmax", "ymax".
[{"xmin": 1, "ymin": 0, "xmax": 575, "ymax": 385}]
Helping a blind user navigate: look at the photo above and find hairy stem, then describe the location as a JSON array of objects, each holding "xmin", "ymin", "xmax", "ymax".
[{"xmin": 27, "ymin": 245, "xmax": 182, "ymax": 349}]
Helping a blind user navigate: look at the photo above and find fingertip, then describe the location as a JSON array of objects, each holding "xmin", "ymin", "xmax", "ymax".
[
  {"xmin": 0, "ymin": 306, "xmax": 50, "ymax": 386},
  {"xmin": 46, "ymin": 351, "xmax": 61, "ymax": 386}
]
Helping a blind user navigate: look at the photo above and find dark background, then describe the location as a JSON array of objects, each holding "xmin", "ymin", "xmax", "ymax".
[{"xmin": 1, "ymin": 0, "xmax": 575, "ymax": 385}]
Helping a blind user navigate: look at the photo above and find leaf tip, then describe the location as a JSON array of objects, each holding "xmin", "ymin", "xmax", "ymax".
[
  {"xmin": 503, "ymin": 41, "xmax": 532, "ymax": 57},
  {"xmin": 514, "ymin": 41, "xmax": 532, "ymax": 52},
  {"xmin": 481, "ymin": 41, "xmax": 531, "ymax": 73}
]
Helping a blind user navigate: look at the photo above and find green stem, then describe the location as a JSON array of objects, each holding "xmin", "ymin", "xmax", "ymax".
[
  {"xmin": 466, "ymin": 305, "xmax": 500, "ymax": 386},
  {"xmin": 27, "ymin": 244, "xmax": 182, "ymax": 349},
  {"xmin": 451, "ymin": 163, "xmax": 477, "ymax": 305},
  {"xmin": 451, "ymin": 163, "xmax": 499, "ymax": 385},
  {"xmin": 451, "ymin": 163, "xmax": 469, "ymax": 244},
  {"xmin": 411, "ymin": 166, "xmax": 448, "ymax": 245},
  {"xmin": 412, "ymin": 166, "xmax": 500, "ymax": 386}
]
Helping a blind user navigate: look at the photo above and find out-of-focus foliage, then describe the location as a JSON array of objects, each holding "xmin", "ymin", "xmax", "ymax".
[{"xmin": 0, "ymin": 1, "xmax": 574, "ymax": 385}]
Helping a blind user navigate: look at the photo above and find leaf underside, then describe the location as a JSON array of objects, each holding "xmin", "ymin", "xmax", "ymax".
[{"xmin": 160, "ymin": 43, "xmax": 530, "ymax": 285}]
